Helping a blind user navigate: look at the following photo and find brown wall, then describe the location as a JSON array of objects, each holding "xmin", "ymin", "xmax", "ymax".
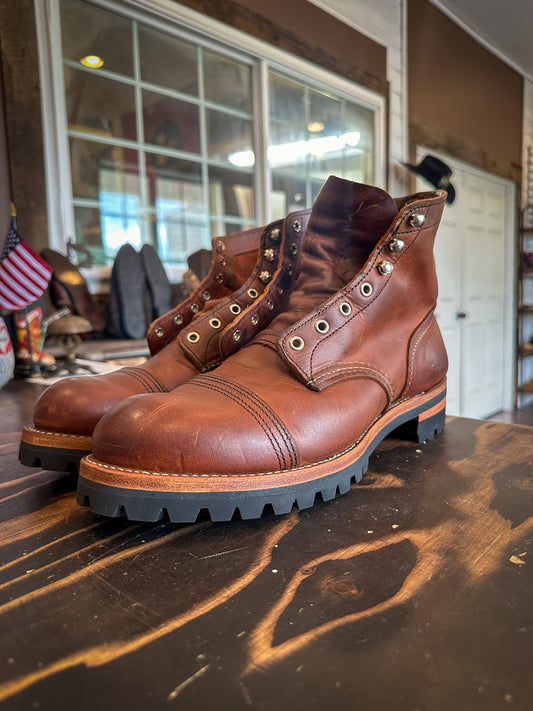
[
  {"xmin": 408, "ymin": 0, "xmax": 523, "ymax": 183},
  {"xmin": 0, "ymin": 0, "xmax": 48, "ymax": 251}
]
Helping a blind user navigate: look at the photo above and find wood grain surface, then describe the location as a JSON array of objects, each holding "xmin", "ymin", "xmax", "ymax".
[{"xmin": 0, "ymin": 380, "xmax": 532, "ymax": 710}]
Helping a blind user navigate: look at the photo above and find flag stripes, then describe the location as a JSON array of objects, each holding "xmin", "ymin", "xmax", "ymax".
[{"xmin": 0, "ymin": 229, "xmax": 53, "ymax": 311}]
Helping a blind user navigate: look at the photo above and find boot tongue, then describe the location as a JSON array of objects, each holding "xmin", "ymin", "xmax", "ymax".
[{"xmin": 268, "ymin": 176, "xmax": 398, "ymax": 335}]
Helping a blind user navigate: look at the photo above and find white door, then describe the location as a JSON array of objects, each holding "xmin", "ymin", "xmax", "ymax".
[{"xmin": 417, "ymin": 152, "xmax": 515, "ymax": 418}]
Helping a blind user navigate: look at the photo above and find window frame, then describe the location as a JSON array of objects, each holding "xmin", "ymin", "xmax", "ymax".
[{"xmin": 35, "ymin": 0, "xmax": 386, "ymax": 283}]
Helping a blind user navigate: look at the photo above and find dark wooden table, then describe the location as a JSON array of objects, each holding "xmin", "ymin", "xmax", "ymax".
[{"xmin": 1, "ymin": 379, "xmax": 532, "ymax": 710}]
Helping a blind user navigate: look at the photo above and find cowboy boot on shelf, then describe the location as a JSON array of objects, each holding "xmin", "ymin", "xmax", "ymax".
[
  {"xmin": 19, "ymin": 212, "xmax": 309, "ymax": 473},
  {"xmin": 77, "ymin": 176, "xmax": 448, "ymax": 523},
  {"xmin": 14, "ymin": 305, "xmax": 56, "ymax": 377}
]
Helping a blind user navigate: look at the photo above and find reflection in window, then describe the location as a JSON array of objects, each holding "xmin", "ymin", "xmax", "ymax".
[{"xmin": 58, "ymin": 0, "xmax": 379, "ymax": 269}]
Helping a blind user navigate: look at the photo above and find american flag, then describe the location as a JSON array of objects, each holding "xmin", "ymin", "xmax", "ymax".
[{"xmin": 0, "ymin": 216, "xmax": 53, "ymax": 311}]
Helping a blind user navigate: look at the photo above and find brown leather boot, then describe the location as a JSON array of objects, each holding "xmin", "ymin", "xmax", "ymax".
[
  {"xmin": 78, "ymin": 177, "xmax": 448, "ymax": 522},
  {"xmin": 19, "ymin": 212, "xmax": 309, "ymax": 472}
]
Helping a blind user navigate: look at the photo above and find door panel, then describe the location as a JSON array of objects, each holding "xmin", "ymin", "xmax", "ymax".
[{"xmin": 417, "ymin": 157, "xmax": 511, "ymax": 418}]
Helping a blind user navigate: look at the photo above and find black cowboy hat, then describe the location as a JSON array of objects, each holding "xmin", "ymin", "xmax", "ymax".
[{"xmin": 402, "ymin": 155, "xmax": 456, "ymax": 204}]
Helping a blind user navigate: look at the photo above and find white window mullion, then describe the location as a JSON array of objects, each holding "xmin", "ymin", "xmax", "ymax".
[
  {"xmin": 132, "ymin": 19, "xmax": 149, "ymax": 243},
  {"xmin": 197, "ymin": 45, "xmax": 211, "ymax": 248},
  {"xmin": 253, "ymin": 59, "xmax": 270, "ymax": 225}
]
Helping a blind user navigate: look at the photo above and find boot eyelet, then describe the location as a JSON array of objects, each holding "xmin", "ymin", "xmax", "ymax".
[
  {"xmin": 155, "ymin": 327, "xmax": 164, "ymax": 338},
  {"xmin": 233, "ymin": 329, "xmax": 241, "ymax": 342},
  {"xmin": 388, "ymin": 238, "xmax": 405, "ymax": 253},
  {"xmin": 267, "ymin": 300, "xmax": 274, "ymax": 311},
  {"xmin": 339, "ymin": 301, "xmax": 352, "ymax": 316},
  {"xmin": 209, "ymin": 318, "xmax": 221, "ymax": 329},
  {"xmin": 259, "ymin": 271, "xmax": 271, "ymax": 283},
  {"xmin": 315, "ymin": 319, "xmax": 330, "ymax": 334},
  {"xmin": 216, "ymin": 240, "xmax": 225, "ymax": 252},
  {"xmin": 290, "ymin": 242, "xmax": 298, "ymax": 255},
  {"xmin": 218, "ymin": 256, "xmax": 227, "ymax": 267},
  {"xmin": 377, "ymin": 261, "xmax": 393, "ymax": 276},
  {"xmin": 247, "ymin": 288, "xmax": 259, "ymax": 299},
  {"xmin": 270, "ymin": 227, "xmax": 281, "ymax": 242},
  {"xmin": 230, "ymin": 303, "xmax": 241, "ymax": 315},
  {"xmin": 277, "ymin": 285, "xmax": 284, "ymax": 295},
  {"xmin": 408, "ymin": 213, "xmax": 425, "ymax": 228},
  {"xmin": 187, "ymin": 331, "xmax": 200, "ymax": 343},
  {"xmin": 174, "ymin": 314, "xmax": 183, "ymax": 326},
  {"xmin": 251, "ymin": 315, "xmax": 259, "ymax": 326},
  {"xmin": 215, "ymin": 274, "xmax": 224, "ymax": 284},
  {"xmin": 360, "ymin": 282, "xmax": 373, "ymax": 297},
  {"xmin": 292, "ymin": 219, "xmax": 302, "ymax": 233},
  {"xmin": 202, "ymin": 290, "xmax": 211, "ymax": 301},
  {"xmin": 190, "ymin": 303, "xmax": 200, "ymax": 313},
  {"xmin": 264, "ymin": 248, "xmax": 276, "ymax": 262},
  {"xmin": 289, "ymin": 336, "xmax": 305, "ymax": 351}
]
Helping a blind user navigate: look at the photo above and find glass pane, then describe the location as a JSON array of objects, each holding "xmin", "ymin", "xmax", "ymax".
[
  {"xmin": 207, "ymin": 110, "xmax": 253, "ymax": 164},
  {"xmin": 65, "ymin": 67, "xmax": 136, "ymax": 140},
  {"xmin": 309, "ymin": 89, "xmax": 342, "ymax": 135},
  {"xmin": 269, "ymin": 73, "xmax": 305, "ymax": 124},
  {"xmin": 209, "ymin": 168, "xmax": 254, "ymax": 235},
  {"xmin": 203, "ymin": 51, "xmax": 251, "ymax": 112},
  {"xmin": 60, "ymin": 0, "xmax": 133, "ymax": 77},
  {"xmin": 145, "ymin": 156, "xmax": 207, "ymax": 265},
  {"xmin": 143, "ymin": 90, "xmax": 200, "ymax": 154},
  {"xmin": 73, "ymin": 201, "xmax": 143, "ymax": 265},
  {"xmin": 139, "ymin": 26, "xmax": 198, "ymax": 95},
  {"xmin": 271, "ymin": 173, "xmax": 306, "ymax": 219},
  {"xmin": 69, "ymin": 138, "xmax": 140, "ymax": 202}
]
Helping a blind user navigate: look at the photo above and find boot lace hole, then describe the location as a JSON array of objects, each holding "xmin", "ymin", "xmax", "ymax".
[
  {"xmin": 247, "ymin": 288, "xmax": 259, "ymax": 299},
  {"xmin": 209, "ymin": 318, "xmax": 221, "ymax": 329},
  {"xmin": 230, "ymin": 304, "xmax": 242, "ymax": 315},
  {"xmin": 289, "ymin": 336, "xmax": 305, "ymax": 351},
  {"xmin": 360, "ymin": 282, "xmax": 373, "ymax": 297},
  {"xmin": 155, "ymin": 327, "xmax": 164, "ymax": 338},
  {"xmin": 339, "ymin": 301, "xmax": 352, "ymax": 316},
  {"xmin": 174, "ymin": 315, "xmax": 183, "ymax": 325},
  {"xmin": 187, "ymin": 332, "xmax": 200, "ymax": 343},
  {"xmin": 251, "ymin": 315, "xmax": 259, "ymax": 326},
  {"xmin": 315, "ymin": 319, "xmax": 330, "ymax": 334}
]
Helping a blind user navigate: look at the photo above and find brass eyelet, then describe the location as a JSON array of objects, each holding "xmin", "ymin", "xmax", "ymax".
[
  {"xmin": 174, "ymin": 314, "xmax": 183, "ymax": 326},
  {"xmin": 233, "ymin": 329, "xmax": 241, "ymax": 342},
  {"xmin": 259, "ymin": 271, "xmax": 271, "ymax": 283},
  {"xmin": 155, "ymin": 327, "xmax": 164, "ymax": 338},
  {"xmin": 209, "ymin": 318, "xmax": 221, "ymax": 329},
  {"xmin": 289, "ymin": 336, "xmax": 304, "ymax": 351},
  {"xmin": 360, "ymin": 282, "xmax": 373, "ymax": 297},
  {"xmin": 251, "ymin": 315, "xmax": 259, "ymax": 326},
  {"xmin": 187, "ymin": 331, "xmax": 200, "ymax": 343},
  {"xmin": 230, "ymin": 303, "xmax": 242, "ymax": 315},
  {"xmin": 270, "ymin": 227, "xmax": 281, "ymax": 242},
  {"xmin": 339, "ymin": 301, "xmax": 352, "ymax": 316},
  {"xmin": 247, "ymin": 288, "xmax": 259, "ymax": 299},
  {"xmin": 264, "ymin": 248, "xmax": 276, "ymax": 262},
  {"xmin": 315, "ymin": 319, "xmax": 330, "ymax": 334},
  {"xmin": 190, "ymin": 303, "xmax": 200, "ymax": 313},
  {"xmin": 267, "ymin": 300, "xmax": 274, "ymax": 311}
]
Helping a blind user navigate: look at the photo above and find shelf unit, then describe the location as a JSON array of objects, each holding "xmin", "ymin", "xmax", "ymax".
[{"xmin": 516, "ymin": 146, "xmax": 533, "ymax": 405}]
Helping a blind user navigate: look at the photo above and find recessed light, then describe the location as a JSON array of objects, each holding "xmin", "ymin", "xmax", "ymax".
[
  {"xmin": 80, "ymin": 55, "xmax": 104, "ymax": 69},
  {"xmin": 307, "ymin": 121, "xmax": 325, "ymax": 133}
]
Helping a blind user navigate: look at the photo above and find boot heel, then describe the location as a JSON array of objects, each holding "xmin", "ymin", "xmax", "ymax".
[{"xmin": 392, "ymin": 401, "xmax": 446, "ymax": 443}]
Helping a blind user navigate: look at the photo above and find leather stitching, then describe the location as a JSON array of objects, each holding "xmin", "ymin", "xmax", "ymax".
[
  {"xmin": 120, "ymin": 367, "xmax": 168, "ymax": 393},
  {"xmin": 312, "ymin": 362, "xmax": 395, "ymax": 402},
  {"xmin": 404, "ymin": 312, "xmax": 434, "ymax": 395},
  {"xmin": 202, "ymin": 373, "xmax": 299, "ymax": 468},
  {"xmin": 191, "ymin": 373, "xmax": 298, "ymax": 470}
]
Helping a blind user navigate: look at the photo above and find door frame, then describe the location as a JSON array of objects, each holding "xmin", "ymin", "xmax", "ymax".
[{"xmin": 416, "ymin": 146, "xmax": 517, "ymax": 413}]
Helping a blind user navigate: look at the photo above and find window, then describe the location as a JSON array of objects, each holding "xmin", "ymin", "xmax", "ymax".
[{"xmin": 41, "ymin": 0, "xmax": 385, "ymax": 271}]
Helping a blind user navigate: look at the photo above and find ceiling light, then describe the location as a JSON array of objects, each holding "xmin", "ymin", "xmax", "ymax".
[
  {"xmin": 307, "ymin": 121, "xmax": 325, "ymax": 133},
  {"xmin": 80, "ymin": 55, "xmax": 104, "ymax": 69}
]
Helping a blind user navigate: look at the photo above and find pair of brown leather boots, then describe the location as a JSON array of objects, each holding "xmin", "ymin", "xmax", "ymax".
[{"xmin": 20, "ymin": 176, "xmax": 448, "ymax": 523}]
